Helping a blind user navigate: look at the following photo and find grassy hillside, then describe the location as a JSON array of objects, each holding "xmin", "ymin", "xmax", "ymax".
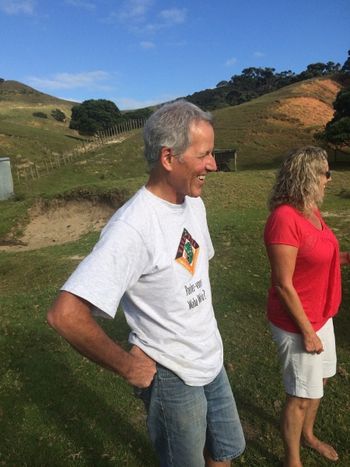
[
  {"xmin": 0, "ymin": 75, "xmax": 340, "ymax": 176},
  {"xmin": 0, "ymin": 70, "xmax": 340, "ymax": 241},
  {"xmin": 214, "ymin": 77, "xmax": 341, "ymax": 168},
  {"xmin": 0, "ymin": 76, "xmax": 342, "ymax": 170},
  {"xmin": 0, "ymin": 80, "xmax": 82, "ymax": 163},
  {"xmin": 0, "ymin": 80, "xmax": 75, "ymax": 105},
  {"xmin": 0, "ymin": 75, "xmax": 344, "ymax": 243}
]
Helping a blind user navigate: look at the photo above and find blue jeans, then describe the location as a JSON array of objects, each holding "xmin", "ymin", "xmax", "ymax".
[{"xmin": 135, "ymin": 365, "xmax": 245, "ymax": 467}]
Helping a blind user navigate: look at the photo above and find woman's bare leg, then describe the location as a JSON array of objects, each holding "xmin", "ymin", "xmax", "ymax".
[
  {"xmin": 301, "ymin": 385, "xmax": 338, "ymax": 462},
  {"xmin": 281, "ymin": 394, "xmax": 309, "ymax": 467}
]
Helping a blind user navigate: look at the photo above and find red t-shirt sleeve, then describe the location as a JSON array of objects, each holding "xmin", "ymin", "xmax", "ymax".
[{"xmin": 264, "ymin": 205, "xmax": 300, "ymax": 248}]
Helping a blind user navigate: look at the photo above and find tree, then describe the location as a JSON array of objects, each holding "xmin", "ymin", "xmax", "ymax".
[
  {"xmin": 51, "ymin": 108, "xmax": 66, "ymax": 122},
  {"xmin": 341, "ymin": 50, "xmax": 350, "ymax": 74},
  {"xmin": 225, "ymin": 89, "xmax": 246, "ymax": 106},
  {"xmin": 167, "ymin": 52, "xmax": 348, "ymax": 112},
  {"xmin": 298, "ymin": 62, "xmax": 341, "ymax": 81},
  {"xmin": 323, "ymin": 117, "xmax": 350, "ymax": 146},
  {"xmin": 33, "ymin": 111, "xmax": 48, "ymax": 119},
  {"xmin": 332, "ymin": 88, "xmax": 350, "ymax": 119},
  {"xmin": 325, "ymin": 61, "xmax": 341, "ymax": 74},
  {"xmin": 216, "ymin": 80, "xmax": 229, "ymax": 88},
  {"xmin": 69, "ymin": 99, "xmax": 123, "ymax": 135},
  {"xmin": 186, "ymin": 87, "xmax": 228, "ymax": 110},
  {"xmin": 320, "ymin": 87, "xmax": 350, "ymax": 147},
  {"xmin": 123, "ymin": 108, "xmax": 153, "ymax": 120}
]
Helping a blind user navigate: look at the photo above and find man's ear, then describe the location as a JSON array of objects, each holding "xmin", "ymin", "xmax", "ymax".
[{"xmin": 159, "ymin": 147, "xmax": 174, "ymax": 172}]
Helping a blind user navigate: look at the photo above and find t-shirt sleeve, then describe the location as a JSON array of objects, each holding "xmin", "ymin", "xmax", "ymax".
[
  {"xmin": 61, "ymin": 220, "xmax": 150, "ymax": 318},
  {"xmin": 264, "ymin": 206, "xmax": 301, "ymax": 248}
]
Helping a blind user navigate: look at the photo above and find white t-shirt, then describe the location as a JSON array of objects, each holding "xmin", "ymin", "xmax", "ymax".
[{"xmin": 62, "ymin": 186, "xmax": 223, "ymax": 385}]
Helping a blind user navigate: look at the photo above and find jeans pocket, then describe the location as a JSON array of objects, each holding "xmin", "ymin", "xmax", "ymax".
[{"xmin": 133, "ymin": 378, "xmax": 155, "ymax": 410}]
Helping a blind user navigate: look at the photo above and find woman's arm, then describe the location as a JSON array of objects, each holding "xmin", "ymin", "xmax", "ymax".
[{"xmin": 266, "ymin": 243, "xmax": 323, "ymax": 354}]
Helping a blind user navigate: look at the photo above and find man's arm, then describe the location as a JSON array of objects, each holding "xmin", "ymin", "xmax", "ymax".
[{"xmin": 47, "ymin": 291, "xmax": 156, "ymax": 388}]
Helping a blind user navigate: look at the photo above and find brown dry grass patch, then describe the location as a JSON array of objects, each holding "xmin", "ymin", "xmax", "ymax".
[
  {"xmin": 0, "ymin": 200, "xmax": 115, "ymax": 251},
  {"xmin": 273, "ymin": 96, "xmax": 335, "ymax": 126},
  {"xmin": 269, "ymin": 78, "xmax": 342, "ymax": 128}
]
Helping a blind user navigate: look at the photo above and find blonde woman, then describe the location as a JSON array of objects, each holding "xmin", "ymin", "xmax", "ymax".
[{"xmin": 264, "ymin": 146, "xmax": 350, "ymax": 467}]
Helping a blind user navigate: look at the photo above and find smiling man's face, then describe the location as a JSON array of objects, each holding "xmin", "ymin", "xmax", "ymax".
[{"xmin": 169, "ymin": 120, "xmax": 217, "ymax": 204}]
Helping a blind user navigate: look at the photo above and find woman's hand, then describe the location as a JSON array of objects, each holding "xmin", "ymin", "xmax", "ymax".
[{"xmin": 302, "ymin": 330, "xmax": 324, "ymax": 354}]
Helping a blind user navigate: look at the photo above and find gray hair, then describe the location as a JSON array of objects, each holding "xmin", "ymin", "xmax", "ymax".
[
  {"xmin": 268, "ymin": 146, "xmax": 328, "ymax": 213},
  {"xmin": 143, "ymin": 100, "xmax": 213, "ymax": 168}
]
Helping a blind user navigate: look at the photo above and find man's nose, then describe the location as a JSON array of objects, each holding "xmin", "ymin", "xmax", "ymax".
[{"xmin": 207, "ymin": 153, "xmax": 217, "ymax": 172}]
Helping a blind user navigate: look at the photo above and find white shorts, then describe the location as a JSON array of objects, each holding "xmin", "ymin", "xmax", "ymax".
[{"xmin": 270, "ymin": 318, "xmax": 337, "ymax": 399}]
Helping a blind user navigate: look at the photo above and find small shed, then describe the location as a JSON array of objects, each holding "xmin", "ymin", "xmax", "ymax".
[
  {"xmin": 214, "ymin": 149, "xmax": 237, "ymax": 172},
  {"xmin": 0, "ymin": 157, "xmax": 14, "ymax": 200}
]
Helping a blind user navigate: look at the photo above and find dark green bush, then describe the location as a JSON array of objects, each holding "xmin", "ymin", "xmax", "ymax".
[
  {"xmin": 51, "ymin": 108, "xmax": 66, "ymax": 122},
  {"xmin": 33, "ymin": 111, "xmax": 48, "ymax": 119}
]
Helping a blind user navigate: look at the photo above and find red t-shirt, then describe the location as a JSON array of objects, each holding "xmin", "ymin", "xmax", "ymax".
[{"xmin": 264, "ymin": 204, "xmax": 341, "ymax": 333}]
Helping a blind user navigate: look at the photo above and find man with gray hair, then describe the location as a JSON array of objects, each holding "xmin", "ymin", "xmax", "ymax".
[{"xmin": 47, "ymin": 100, "xmax": 245, "ymax": 466}]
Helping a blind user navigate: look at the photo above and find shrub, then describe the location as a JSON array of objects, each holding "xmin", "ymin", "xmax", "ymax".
[
  {"xmin": 33, "ymin": 112, "xmax": 48, "ymax": 119},
  {"xmin": 69, "ymin": 99, "xmax": 122, "ymax": 136},
  {"xmin": 51, "ymin": 109, "xmax": 66, "ymax": 122}
]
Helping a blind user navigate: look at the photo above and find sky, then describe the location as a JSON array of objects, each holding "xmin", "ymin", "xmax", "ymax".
[{"xmin": 1, "ymin": 0, "xmax": 349, "ymax": 110}]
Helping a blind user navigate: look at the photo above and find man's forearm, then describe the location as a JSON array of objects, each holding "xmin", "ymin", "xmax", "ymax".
[
  {"xmin": 47, "ymin": 291, "xmax": 157, "ymax": 387},
  {"xmin": 47, "ymin": 294, "xmax": 132, "ymax": 377}
]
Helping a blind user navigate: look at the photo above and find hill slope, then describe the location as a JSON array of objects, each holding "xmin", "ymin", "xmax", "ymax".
[
  {"xmin": 0, "ymin": 76, "xmax": 345, "ymax": 249},
  {"xmin": 0, "ymin": 76, "xmax": 342, "ymax": 171},
  {"xmin": 213, "ymin": 77, "xmax": 341, "ymax": 168},
  {"xmin": 0, "ymin": 80, "xmax": 75, "ymax": 106},
  {"xmin": 0, "ymin": 80, "xmax": 83, "ymax": 163}
]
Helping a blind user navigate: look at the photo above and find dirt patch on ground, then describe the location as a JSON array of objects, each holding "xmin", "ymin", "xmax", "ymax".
[
  {"xmin": 295, "ymin": 78, "xmax": 342, "ymax": 102},
  {"xmin": 0, "ymin": 200, "xmax": 116, "ymax": 252},
  {"xmin": 270, "ymin": 78, "xmax": 342, "ymax": 128},
  {"xmin": 274, "ymin": 96, "xmax": 335, "ymax": 127}
]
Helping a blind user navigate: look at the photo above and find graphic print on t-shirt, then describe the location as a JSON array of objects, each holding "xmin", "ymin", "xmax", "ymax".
[{"xmin": 175, "ymin": 228, "xmax": 200, "ymax": 275}]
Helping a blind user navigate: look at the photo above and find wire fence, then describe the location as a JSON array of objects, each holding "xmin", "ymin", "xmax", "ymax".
[
  {"xmin": 95, "ymin": 118, "xmax": 145, "ymax": 144},
  {"xmin": 13, "ymin": 118, "xmax": 146, "ymax": 184}
]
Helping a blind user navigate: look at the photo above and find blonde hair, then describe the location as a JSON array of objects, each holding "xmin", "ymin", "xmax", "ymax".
[{"xmin": 268, "ymin": 146, "xmax": 328, "ymax": 213}]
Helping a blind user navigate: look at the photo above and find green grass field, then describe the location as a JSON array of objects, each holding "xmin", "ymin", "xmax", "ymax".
[
  {"xmin": 1, "ymin": 77, "xmax": 350, "ymax": 465},
  {"xmin": 1, "ymin": 166, "xmax": 350, "ymax": 466}
]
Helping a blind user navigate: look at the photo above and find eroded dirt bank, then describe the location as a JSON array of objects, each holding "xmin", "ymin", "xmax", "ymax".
[{"xmin": 0, "ymin": 199, "xmax": 117, "ymax": 252}]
